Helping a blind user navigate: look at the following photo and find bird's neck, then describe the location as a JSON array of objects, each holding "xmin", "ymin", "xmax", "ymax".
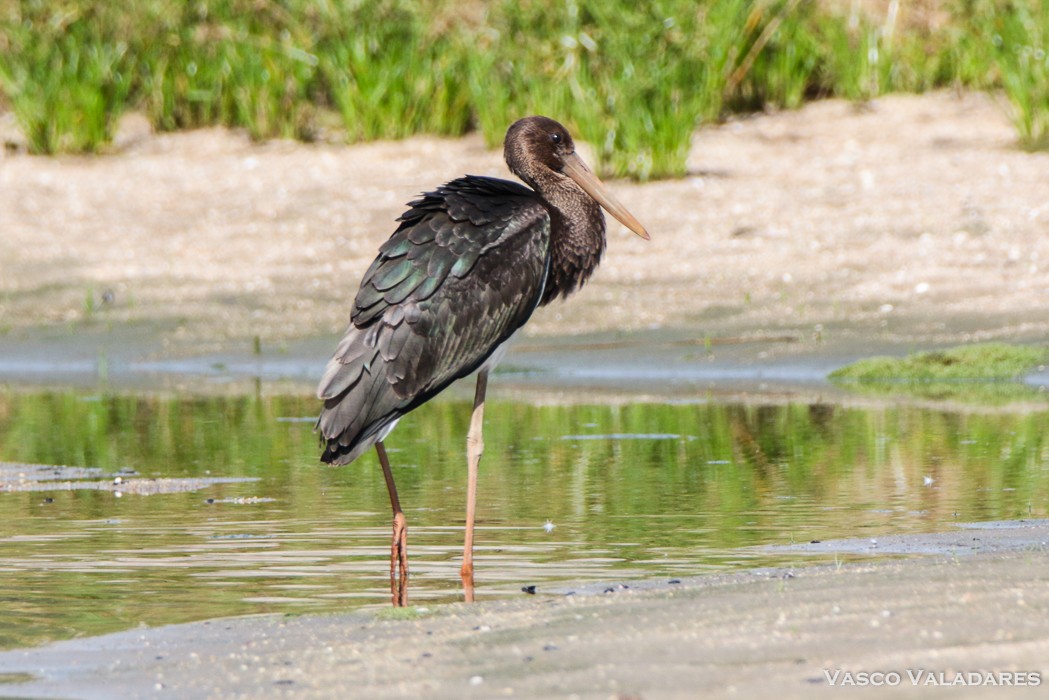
[{"xmin": 538, "ymin": 185, "xmax": 607, "ymax": 306}]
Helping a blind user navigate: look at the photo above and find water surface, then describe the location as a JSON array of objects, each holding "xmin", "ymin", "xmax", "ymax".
[{"xmin": 1, "ymin": 390, "xmax": 1047, "ymax": 649}]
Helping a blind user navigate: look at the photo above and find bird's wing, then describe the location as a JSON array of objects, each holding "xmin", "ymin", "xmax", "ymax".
[{"xmin": 317, "ymin": 176, "xmax": 550, "ymax": 464}]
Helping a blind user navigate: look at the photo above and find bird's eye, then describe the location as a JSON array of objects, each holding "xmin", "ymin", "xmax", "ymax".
[{"xmin": 551, "ymin": 132, "xmax": 562, "ymax": 144}]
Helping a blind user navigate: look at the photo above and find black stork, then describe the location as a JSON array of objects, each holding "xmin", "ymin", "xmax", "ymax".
[{"xmin": 316, "ymin": 116, "xmax": 649, "ymax": 606}]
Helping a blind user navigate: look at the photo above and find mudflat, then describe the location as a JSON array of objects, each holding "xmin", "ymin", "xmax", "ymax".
[{"xmin": 0, "ymin": 521, "xmax": 1046, "ymax": 699}]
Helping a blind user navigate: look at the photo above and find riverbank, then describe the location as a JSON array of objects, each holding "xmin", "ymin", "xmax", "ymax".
[{"xmin": 0, "ymin": 520, "xmax": 1046, "ymax": 699}]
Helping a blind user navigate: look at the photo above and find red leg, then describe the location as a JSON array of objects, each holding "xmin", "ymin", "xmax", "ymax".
[{"xmin": 376, "ymin": 441, "xmax": 408, "ymax": 606}]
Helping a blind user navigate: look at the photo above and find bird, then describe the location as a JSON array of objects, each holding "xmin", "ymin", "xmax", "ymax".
[{"xmin": 316, "ymin": 116, "xmax": 649, "ymax": 606}]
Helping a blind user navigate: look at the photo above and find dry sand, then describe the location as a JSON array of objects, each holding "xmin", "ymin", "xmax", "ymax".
[{"xmin": 2, "ymin": 91, "xmax": 1048, "ymax": 361}]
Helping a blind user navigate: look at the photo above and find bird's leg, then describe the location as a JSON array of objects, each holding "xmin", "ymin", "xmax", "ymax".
[
  {"xmin": 375, "ymin": 441, "xmax": 408, "ymax": 607},
  {"xmin": 461, "ymin": 370, "xmax": 488, "ymax": 603}
]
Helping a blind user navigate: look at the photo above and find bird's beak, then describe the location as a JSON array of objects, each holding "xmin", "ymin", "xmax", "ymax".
[{"xmin": 562, "ymin": 152, "xmax": 651, "ymax": 240}]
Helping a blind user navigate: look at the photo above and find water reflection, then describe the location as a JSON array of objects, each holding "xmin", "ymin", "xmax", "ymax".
[{"xmin": 1, "ymin": 390, "xmax": 1047, "ymax": 648}]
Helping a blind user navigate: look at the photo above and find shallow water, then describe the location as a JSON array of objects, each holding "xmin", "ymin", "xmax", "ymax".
[{"xmin": 1, "ymin": 389, "xmax": 1048, "ymax": 649}]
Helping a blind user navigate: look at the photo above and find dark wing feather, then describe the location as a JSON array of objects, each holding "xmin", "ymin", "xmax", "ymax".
[{"xmin": 317, "ymin": 176, "xmax": 550, "ymax": 465}]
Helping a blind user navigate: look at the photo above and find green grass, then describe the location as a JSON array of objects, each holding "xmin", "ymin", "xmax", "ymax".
[
  {"xmin": 133, "ymin": 1, "xmax": 321, "ymax": 141},
  {"xmin": 373, "ymin": 605, "xmax": 437, "ymax": 621},
  {"xmin": 995, "ymin": 0, "xmax": 1049, "ymax": 149},
  {"xmin": 1, "ymin": 0, "xmax": 1047, "ymax": 172},
  {"xmin": 314, "ymin": 2, "xmax": 471, "ymax": 142},
  {"xmin": 830, "ymin": 343, "xmax": 1049, "ymax": 404},
  {"xmin": 0, "ymin": 3, "xmax": 133, "ymax": 154},
  {"xmin": 831, "ymin": 343, "xmax": 1048, "ymax": 382}
]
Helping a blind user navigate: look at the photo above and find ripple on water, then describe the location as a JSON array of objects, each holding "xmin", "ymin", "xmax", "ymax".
[{"xmin": 0, "ymin": 392, "xmax": 1047, "ymax": 648}]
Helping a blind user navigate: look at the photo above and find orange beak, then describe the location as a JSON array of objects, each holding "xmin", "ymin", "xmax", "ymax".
[{"xmin": 562, "ymin": 152, "xmax": 650, "ymax": 240}]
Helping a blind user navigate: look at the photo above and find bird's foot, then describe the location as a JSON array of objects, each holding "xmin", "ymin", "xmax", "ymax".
[{"xmin": 391, "ymin": 511, "xmax": 408, "ymax": 607}]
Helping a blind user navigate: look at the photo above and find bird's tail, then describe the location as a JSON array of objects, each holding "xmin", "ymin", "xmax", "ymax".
[{"xmin": 316, "ymin": 328, "xmax": 406, "ymax": 466}]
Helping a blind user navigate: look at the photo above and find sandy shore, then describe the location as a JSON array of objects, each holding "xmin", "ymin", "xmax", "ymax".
[
  {"xmin": 0, "ymin": 520, "xmax": 1046, "ymax": 699},
  {"xmin": 2, "ymin": 91, "xmax": 1049, "ymax": 365}
]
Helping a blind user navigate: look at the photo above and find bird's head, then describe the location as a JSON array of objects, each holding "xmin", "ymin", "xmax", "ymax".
[{"xmin": 504, "ymin": 116, "xmax": 650, "ymax": 240}]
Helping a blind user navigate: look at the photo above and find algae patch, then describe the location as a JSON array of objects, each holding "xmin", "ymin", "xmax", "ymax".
[
  {"xmin": 829, "ymin": 343, "xmax": 1049, "ymax": 403},
  {"xmin": 831, "ymin": 343, "xmax": 1048, "ymax": 383}
]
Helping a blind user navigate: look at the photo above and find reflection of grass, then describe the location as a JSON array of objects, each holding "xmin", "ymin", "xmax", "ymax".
[
  {"xmin": 3, "ymin": 390, "xmax": 1049, "ymax": 647},
  {"xmin": 830, "ymin": 380, "xmax": 1047, "ymax": 405},
  {"xmin": 830, "ymin": 343, "xmax": 1049, "ymax": 403}
]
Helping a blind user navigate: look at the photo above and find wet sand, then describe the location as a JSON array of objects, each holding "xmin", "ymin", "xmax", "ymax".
[{"xmin": 0, "ymin": 520, "xmax": 1046, "ymax": 699}]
